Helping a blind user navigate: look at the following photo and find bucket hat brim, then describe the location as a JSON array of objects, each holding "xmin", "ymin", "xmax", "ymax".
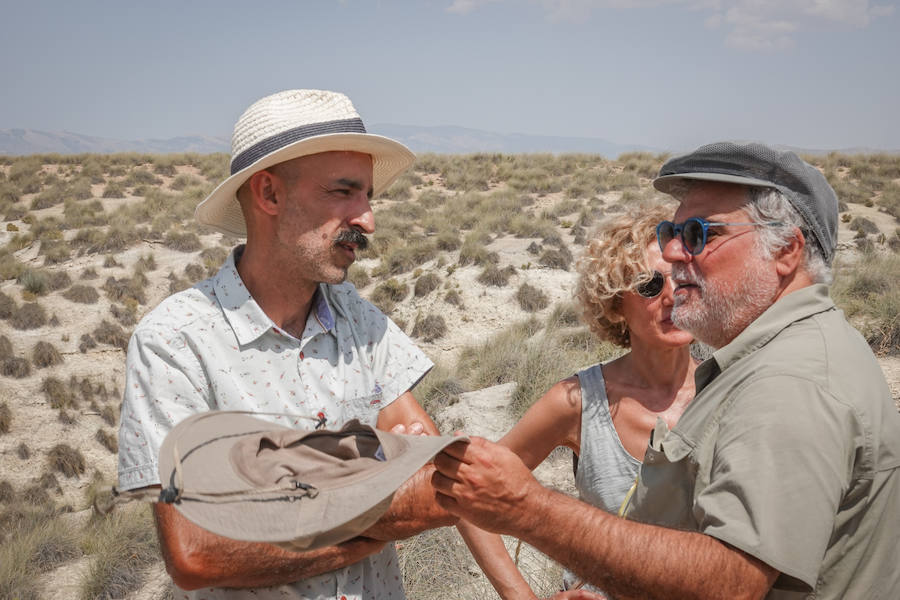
[{"xmin": 158, "ymin": 411, "xmax": 462, "ymax": 550}]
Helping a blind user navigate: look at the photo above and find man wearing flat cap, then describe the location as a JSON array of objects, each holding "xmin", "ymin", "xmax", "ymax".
[
  {"xmin": 117, "ymin": 89, "xmax": 454, "ymax": 599},
  {"xmin": 434, "ymin": 142, "xmax": 900, "ymax": 599}
]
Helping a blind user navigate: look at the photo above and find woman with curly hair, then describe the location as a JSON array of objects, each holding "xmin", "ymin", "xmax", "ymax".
[{"xmin": 460, "ymin": 202, "xmax": 698, "ymax": 600}]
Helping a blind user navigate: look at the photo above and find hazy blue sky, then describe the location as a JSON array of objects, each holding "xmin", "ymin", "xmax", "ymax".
[{"xmin": 2, "ymin": 0, "xmax": 898, "ymax": 151}]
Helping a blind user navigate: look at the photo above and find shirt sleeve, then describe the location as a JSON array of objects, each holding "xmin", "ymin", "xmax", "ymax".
[
  {"xmin": 371, "ymin": 315, "xmax": 434, "ymax": 408},
  {"xmin": 693, "ymin": 374, "xmax": 860, "ymax": 591},
  {"xmin": 117, "ymin": 327, "xmax": 212, "ymax": 491}
]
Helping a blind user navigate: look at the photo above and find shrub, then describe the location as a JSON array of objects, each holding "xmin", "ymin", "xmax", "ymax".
[
  {"xmin": 99, "ymin": 405, "xmax": 117, "ymax": 427},
  {"xmin": 849, "ymin": 216, "xmax": 879, "ymax": 235},
  {"xmin": 370, "ymin": 279, "xmax": 408, "ymax": 313},
  {"xmin": 17, "ymin": 269, "xmax": 48, "ymax": 296},
  {"xmin": 516, "ymin": 283, "xmax": 550, "ymax": 312},
  {"xmin": 539, "ymin": 246, "xmax": 573, "ymax": 271},
  {"xmin": 183, "ymin": 263, "xmax": 206, "ymax": 282},
  {"xmin": 414, "ymin": 273, "xmax": 441, "ymax": 297},
  {"xmin": 0, "ymin": 357, "xmax": 31, "ymax": 379},
  {"xmin": 78, "ymin": 505, "xmax": 160, "ymax": 599},
  {"xmin": 477, "ymin": 264, "xmax": 517, "ymax": 287},
  {"xmin": 412, "ymin": 314, "xmax": 447, "ymax": 342},
  {"xmin": 0, "ymin": 481, "xmax": 13, "ymax": 503},
  {"xmin": 46, "ymin": 270, "xmax": 71, "ymax": 291},
  {"xmin": 444, "ymin": 289, "xmax": 464, "ymax": 308},
  {"xmin": 80, "ymin": 266, "xmax": 99, "ymax": 280},
  {"xmin": 163, "ymin": 230, "xmax": 202, "ymax": 252},
  {"xmin": 458, "ymin": 241, "xmax": 499, "ymax": 267},
  {"xmin": 94, "ymin": 320, "xmax": 129, "ymax": 350},
  {"xmin": 347, "ymin": 265, "xmax": 371, "ymax": 289},
  {"xmin": 17, "ymin": 443, "xmax": 30, "ymax": 460},
  {"xmin": 42, "ymin": 376, "xmax": 76, "ymax": 409},
  {"xmin": 102, "ymin": 181, "xmax": 125, "ymax": 198},
  {"xmin": 102, "ymin": 254, "xmax": 122, "ymax": 268},
  {"xmin": 63, "ymin": 284, "xmax": 100, "ymax": 304},
  {"xmin": 103, "ymin": 275, "xmax": 147, "ymax": 305},
  {"xmin": 110, "ymin": 303, "xmax": 137, "ymax": 326},
  {"xmin": 32, "ymin": 341, "xmax": 62, "ymax": 368},
  {"xmin": 832, "ymin": 252, "xmax": 900, "ymax": 354},
  {"xmin": 0, "ymin": 336, "xmax": 11, "ymax": 360},
  {"xmin": 0, "ymin": 292, "xmax": 14, "ymax": 319},
  {"xmin": 10, "ymin": 302, "xmax": 47, "ymax": 330},
  {"xmin": 58, "ymin": 409, "xmax": 77, "ymax": 425},
  {"xmin": 95, "ymin": 428, "xmax": 118, "ymax": 454},
  {"xmin": 200, "ymin": 246, "xmax": 229, "ymax": 274},
  {"xmin": 0, "ymin": 402, "xmax": 10, "ymax": 434},
  {"xmin": 46, "ymin": 444, "xmax": 86, "ymax": 477},
  {"xmin": 79, "ymin": 333, "xmax": 98, "ymax": 353}
]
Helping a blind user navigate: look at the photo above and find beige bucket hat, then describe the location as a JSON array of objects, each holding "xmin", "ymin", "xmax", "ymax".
[
  {"xmin": 157, "ymin": 411, "xmax": 463, "ymax": 550},
  {"xmin": 195, "ymin": 89, "xmax": 415, "ymax": 237}
]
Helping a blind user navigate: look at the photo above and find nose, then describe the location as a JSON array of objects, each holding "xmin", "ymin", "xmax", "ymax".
[
  {"xmin": 660, "ymin": 274, "xmax": 675, "ymax": 306},
  {"xmin": 661, "ymin": 235, "xmax": 692, "ymax": 264},
  {"xmin": 348, "ymin": 197, "xmax": 375, "ymax": 234}
]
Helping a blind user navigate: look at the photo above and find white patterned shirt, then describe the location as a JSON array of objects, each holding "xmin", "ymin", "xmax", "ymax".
[{"xmin": 117, "ymin": 246, "xmax": 432, "ymax": 600}]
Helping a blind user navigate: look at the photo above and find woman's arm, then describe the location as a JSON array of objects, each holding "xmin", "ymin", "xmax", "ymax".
[{"xmin": 458, "ymin": 377, "xmax": 584, "ymax": 599}]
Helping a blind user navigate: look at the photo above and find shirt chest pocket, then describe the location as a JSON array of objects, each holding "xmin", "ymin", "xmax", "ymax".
[
  {"xmin": 626, "ymin": 431, "xmax": 699, "ymax": 529},
  {"xmin": 338, "ymin": 388, "xmax": 385, "ymax": 427}
]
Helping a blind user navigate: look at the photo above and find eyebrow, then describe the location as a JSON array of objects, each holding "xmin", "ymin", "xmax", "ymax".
[{"xmin": 336, "ymin": 178, "xmax": 374, "ymax": 199}]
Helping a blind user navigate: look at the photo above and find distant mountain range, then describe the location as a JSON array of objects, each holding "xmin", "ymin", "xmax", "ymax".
[{"xmin": 0, "ymin": 127, "xmax": 895, "ymax": 158}]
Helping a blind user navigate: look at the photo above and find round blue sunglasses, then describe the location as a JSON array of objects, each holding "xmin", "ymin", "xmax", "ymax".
[{"xmin": 656, "ymin": 217, "xmax": 782, "ymax": 255}]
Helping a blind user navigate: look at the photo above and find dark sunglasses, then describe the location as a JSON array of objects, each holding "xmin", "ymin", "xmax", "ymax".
[
  {"xmin": 636, "ymin": 270, "xmax": 666, "ymax": 298},
  {"xmin": 656, "ymin": 217, "xmax": 782, "ymax": 255}
]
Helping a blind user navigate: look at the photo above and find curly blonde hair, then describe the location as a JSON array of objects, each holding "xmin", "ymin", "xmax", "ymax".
[{"xmin": 575, "ymin": 201, "xmax": 675, "ymax": 348}]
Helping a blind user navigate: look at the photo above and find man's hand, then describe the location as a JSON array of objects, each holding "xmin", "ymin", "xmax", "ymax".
[
  {"xmin": 390, "ymin": 421, "xmax": 426, "ymax": 435},
  {"xmin": 432, "ymin": 436, "xmax": 547, "ymax": 535}
]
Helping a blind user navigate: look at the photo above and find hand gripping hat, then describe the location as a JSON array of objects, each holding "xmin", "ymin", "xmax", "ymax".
[
  {"xmin": 157, "ymin": 411, "xmax": 465, "ymax": 550},
  {"xmin": 195, "ymin": 89, "xmax": 415, "ymax": 237},
  {"xmin": 653, "ymin": 141, "xmax": 839, "ymax": 264}
]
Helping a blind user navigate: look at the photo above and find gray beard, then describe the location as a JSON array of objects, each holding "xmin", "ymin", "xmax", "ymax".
[{"xmin": 671, "ymin": 252, "xmax": 777, "ymax": 349}]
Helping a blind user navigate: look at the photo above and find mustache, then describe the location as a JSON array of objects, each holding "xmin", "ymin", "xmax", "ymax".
[
  {"xmin": 672, "ymin": 263, "xmax": 703, "ymax": 288},
  {"xmin": 333, "ymin": 228, "xmax": 369, "ymax": 251}
]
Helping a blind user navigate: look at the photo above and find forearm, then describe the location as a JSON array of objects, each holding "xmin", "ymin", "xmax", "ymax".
[
  {"xmin": 518, "ymin": 488, "xmax": 774, "ymax": 600},
  {"xmin": 363, "ymin": 464, "xmax": 458, "ymax": 541},
  {"xmin": 155, "ymin": 503, "xmax": 385, "ymax": 590},
  {"xmin": 457, "ymin": 520, "xmax": 536, "ymax": 600}
]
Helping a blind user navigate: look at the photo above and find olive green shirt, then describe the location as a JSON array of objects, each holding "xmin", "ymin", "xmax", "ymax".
[{"xmin": 626, "ymin": 284, "xmax": 900, "ymax": 599}]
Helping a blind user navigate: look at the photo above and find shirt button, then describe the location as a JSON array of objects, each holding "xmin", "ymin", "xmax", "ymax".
[{"xmin": 299, "ymin": 351, "xmax": 305, "ymax": 360}]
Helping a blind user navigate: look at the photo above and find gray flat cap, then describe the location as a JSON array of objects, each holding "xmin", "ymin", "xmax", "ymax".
[{"xmin": 653, "ymin": 141, "xmax": 839, "ymax": 263}]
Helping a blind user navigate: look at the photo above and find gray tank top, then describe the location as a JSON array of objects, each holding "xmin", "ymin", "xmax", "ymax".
[{"xmin": 562, "ymin": 363, "xmax": 642, "ymax": 595}]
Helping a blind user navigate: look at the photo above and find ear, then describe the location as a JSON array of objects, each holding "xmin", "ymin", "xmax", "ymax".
[
  {"xmin": 246, "ymin": 170, "xmax": 281, "ymax": 217},
  {"xmin": 774, "ymin": 227, "xmax": 806, "ymax": 277}
]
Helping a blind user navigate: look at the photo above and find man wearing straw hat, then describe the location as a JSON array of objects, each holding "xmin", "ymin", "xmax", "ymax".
[
  {"xmin": 117, "ymin": 89, "xmax": 455, "ymax": 599},
  {"xmin": 433, "ymin": 142, "xmax": 900, "ymax": 599}
]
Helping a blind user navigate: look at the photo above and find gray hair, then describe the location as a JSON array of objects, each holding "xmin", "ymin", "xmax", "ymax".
[{"xmin": 744, "ymin": 187, "xmax": 832, "ymax": 285}]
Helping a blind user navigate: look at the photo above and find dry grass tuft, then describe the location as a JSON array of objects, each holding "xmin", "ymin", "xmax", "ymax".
[
  {"xmin": 79, "ymin": 505, "xmax": 161, "ymax": 600},
  {"xmin": 93, "ymin": 320, "xmax": 130, "ymax": 350},
  {"xmin": 0, "ymin": 402, "xmax": 11, "ymax": 434},
  {"xmin": 0, "ymin": 334, "xmax": 13, "ymax": 359},
  {"xmin": 79, "ymin": 333, "xmax": 98, "ymax": 353},
  {"xmin": 32, "ymin": 340, "xmax": 63, "ymax": 368},
  {"xmin": 41, "ymin": 376, "xmax": 77, "ymax": 409},
  {"xmin": 477, "ymin": 264, "xmax": 517, "ymax": 287},
  {"xmin": 516, "ymin": 282, "xmax": 550, "ymax": 312},
  {"xmin": 16, "ymin": 442, "xmax": 30, "ymax": 460},
  {"xmin": 444, "ymin": 289, "xmax": 464, "ymax": 308},
  {"xmin": 10, "ymin": 302, "xmax": 48, "ymax": 329},
  {"xmin": 47, "ymin": 444, "xmax": 86, "ymax": 477},
  {"xmin": 371, "ymin": 278, "xmax": 408, "ymax": 313},
  {"xmin": 347, "ymin": 264, "xmax": 371, "ymax": 289},
  {"xmin": 94, "ymin": 428, "xmax": 118, "ymax": 453},
  {"xmin": 1, "ymin": 356, "xmax": 31, "ymax": 378},
  {"xmin": 412, "ymin": 314, "xmax": 447, "ymax": 342},
  {"xmin": 63, "ymin": 284, "xmax": 100, "ymax": 304},
  {"xmin": 0, "ymin": 291, "xmax": 15, "ymax": 319},
  {"xmin": 538, "ymin": 246, "xmax": 573, "ymax": 271},
  {"xmin": 414, "ymin": 272, "xmax": 441, "ymax": 297}
]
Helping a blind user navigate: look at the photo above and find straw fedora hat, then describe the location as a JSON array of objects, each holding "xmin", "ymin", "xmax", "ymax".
[
  {"xmin": 157, "ymin": 411, "xmax": 464, "ymax": 550},
  {"xmin": 195, "ymin": 89, "xmax": 415, "ymax": 237}
]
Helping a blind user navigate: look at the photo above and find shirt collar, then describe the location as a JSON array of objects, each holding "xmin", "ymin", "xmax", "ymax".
[
  {"xmin": 214, "ymin": 246, "xmax": 338, "ymax": 346},
  {"xmin": 698, "ymin": 284, "xmax": 835, "ymax": 393}
]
